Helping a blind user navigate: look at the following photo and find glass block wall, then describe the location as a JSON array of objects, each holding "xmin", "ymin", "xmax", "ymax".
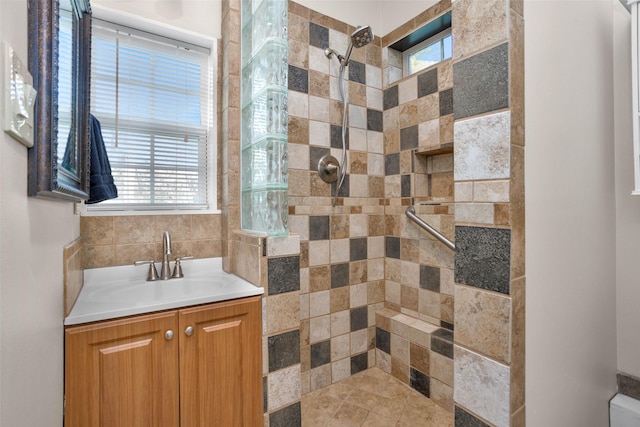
[{"xmin": 241, "ymin": 0, "xmax": 289, "ymax": 235}]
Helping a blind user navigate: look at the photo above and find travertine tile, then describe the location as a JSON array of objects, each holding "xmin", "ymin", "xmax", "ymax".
[
  {"xmin": 266, "ymin": 292, "xmax": 300, "ymax": 334},
  {"xmin": 455, "ymin": 203, "xmax": 495, "ymax": 225},
  {"xmin": 331, "ymin": 358, "xmax": 351, "ymax": 383},
  {"xmin": 310, "ymin": 290, "xmax": 331, "ymax": 318},
  {"xmin": 452, "ymin": 0, "xmax": 508, "ymax": 60},
  {"xmin": 455, "ymin": 284, "xmax": 511, "ymax": 364},
  {"xmin": 310, "ymin": 315, "xmax": 331, "ymax": 343},
  {"xmin": 114, "ymin": 216, "xmax": 155, "ymax": 244},
  {"xmin": 454, "ymin": 112, "xmax": 511, "ymax": 181},
  {"xmin": 84, "ymin": 244, "xmax": 115, "ymax": 269},
  {"xmin": 331, "ymin": 334, "xmax": 350, "ymax": 361},
  {"xmin": 268, "ymin": 365, "xmax": 302, "ymax": 411},
  {"xmin": 454, "ymin": 345, "xmax": 510, "ymax": 427},
  {"xmin": 81, "ymin": 217, "xmax": 114, "ymax": 245}
]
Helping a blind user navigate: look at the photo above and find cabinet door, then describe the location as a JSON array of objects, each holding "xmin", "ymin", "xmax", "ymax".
[
  {"xmin": 179, "ymin": 296, "xmax": 262, "ymax": 427},
  {"xmin": 65, "ymin": 311, "xmax": 179, "ymax": 427}
]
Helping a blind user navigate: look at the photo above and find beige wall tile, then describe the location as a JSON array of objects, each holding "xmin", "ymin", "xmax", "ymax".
[
  {"xmin": 268, "ymin": 365, "xmax": 301, "ymax": 411},
  {"xmin": 409, "ymin": 342, "xmax": 430, "ymax": 374},
  {"xmin": 81, "ymin": 217, "xmax": 114, "ymax": 245},
  {"xmin": 310, "ymin": 290, "xmax": 331, "ymax": 317},
  {"xmin": 331, "ymin": 288, "xmax": 350, "ymax": 312},
  {"xmin": 266, "ymin": 292, "xmax": 300, "ymax": 334},
  {"xmin": 455, "ymin": 284, "xmax": 511, "ymax": 364},
  {"xmin": 114, "ymin": 216, "xmax": 155, "ymax": 244},
  {"xmin": 331, "ymin": 334, "xmax": 350, "ymax": 361},
  {"xmin": 454, "ymin": 345, "xmax": 510, "ymax": 427},
  {"xmin": 452, "ymin": 0, "xmax": 508, "ymax": 60},
  {"xmin": 430, "ymin": 351, "xmax": 453, "ymax": 386}
]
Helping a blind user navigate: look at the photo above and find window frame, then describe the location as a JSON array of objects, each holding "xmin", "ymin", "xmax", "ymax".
[
  {"xmin": 82, "ymin": 5, "xmax": 218, "ymax": 216},
  {"xmin": 402, "ymin": 27, "xmax": 452, "ymax": 77}
]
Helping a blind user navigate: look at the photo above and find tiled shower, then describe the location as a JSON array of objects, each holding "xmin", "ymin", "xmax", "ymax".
[
  {"xmin": 226, "ymin": 0, "xmax": 524, "ymax": 423},
  {"xmin": 80, "ymin": 0, "xmax": 525, "ymax": 425}
]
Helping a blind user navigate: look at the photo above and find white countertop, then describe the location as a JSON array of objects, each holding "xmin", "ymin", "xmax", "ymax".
[{"xmin": 65, "ymin": 258, "xmax": 264, "ymax": 326}]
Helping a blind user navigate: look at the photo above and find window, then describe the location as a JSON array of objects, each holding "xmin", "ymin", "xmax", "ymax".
[
  {"xmin": 87, "ymin": 16, "xmax": 215, "ymax": 212},
  {"xmin": 404, "ymin": 29, "xmax": 452, "ymax": 76},
  {"xmin": 387, "ymin": 11, "xmax": 452, "ymax": 79}
]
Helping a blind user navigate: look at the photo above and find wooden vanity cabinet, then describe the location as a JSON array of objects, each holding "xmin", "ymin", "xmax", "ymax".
[{"xmin": 64, "ymin": 296, "xmax": 262, "ymax": 427}]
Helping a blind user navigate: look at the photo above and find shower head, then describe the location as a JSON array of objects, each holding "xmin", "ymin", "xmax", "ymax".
[
  {"xmin": 324, "ymin": 25, "xmax": 374, "ymax": 67},
  {"xmin": 350, "ymin": 25, "xmax": 374, "ymax": 49}
]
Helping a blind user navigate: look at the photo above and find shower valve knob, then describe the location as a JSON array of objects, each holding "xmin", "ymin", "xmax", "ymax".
[{"xmin": 318, "ymin": 154, "xmax": 340, "ymax": 184}]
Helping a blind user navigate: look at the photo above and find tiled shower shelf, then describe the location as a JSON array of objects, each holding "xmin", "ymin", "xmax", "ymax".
[{"xmin": 414, "ymin": 143, "xmax": 453, "ymax": 157}]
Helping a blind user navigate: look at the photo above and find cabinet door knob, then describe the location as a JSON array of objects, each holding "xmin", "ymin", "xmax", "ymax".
[
  {"xmin": 185, "ymin": 326, "xmax": 194, "ymax": 336},
  {"xmin": 165, "ymin": 330, "xmax": 174, "ymax": 340}
]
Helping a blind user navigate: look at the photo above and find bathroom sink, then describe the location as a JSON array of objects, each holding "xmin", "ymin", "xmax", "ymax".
[{"xmin": 65, "ymin": 258, "xmax": 264, "ymax": 325}]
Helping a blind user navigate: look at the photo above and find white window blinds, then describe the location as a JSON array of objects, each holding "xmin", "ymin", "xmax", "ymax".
[{"xmin": 89, "ymin": 18, "xmax": 212, "ymax": 210}]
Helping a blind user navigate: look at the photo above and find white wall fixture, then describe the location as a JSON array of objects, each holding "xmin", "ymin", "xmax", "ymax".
[
  {"xmin": 630, "ymin": 1, "xmax": 640, "ymax": 194},
  {"xmin": 2, "ymin": 41, "xmax": 36, "ymax": 147}
]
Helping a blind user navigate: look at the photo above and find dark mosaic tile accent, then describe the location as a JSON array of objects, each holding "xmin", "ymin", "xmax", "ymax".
[
  {"xmin": 350, "ymin": 352, "xmax": 368, "ymax": 375},
  {"xmin": 309, "ymin": 146, "xmax": 330, "ymax": 170},
  {"xmin": 400, "ymin": 125, "xmax": 418, "ymax": 151},
  {"xmin": 310, "ymin": 340, "xmax": 331, "ymax": 368},
  {"xmin": 453, "ymin": 42, "xmax": 509, "ymax": 119},
  {"xmin": 418, "ymin": 68, "xmax": 438, "ymax": 98},
  {"xmin": 288, "ymin": 65, "xmax": 308, "ymax": 93},
  {"xmin": 384, "ymin": 85, "xmax": 399, "ymax": 110},
  {"xmin": 618, "ymin": 372, "xmax": 640, "ymax": 401},
  {"xmin": 376, "ymin": 327, "xmax": 390, "ymax": 354},
  {"xmin": 367, "ymin": 109, "xmax": 383, "ymax": 132},
  {"xmin": 268, "ymin": 256, "xmax": 300, "ymax": 295},
  {"xmin": 385, "ymin": 236, "xmax": 400, "ymax": 259},
  {"xmin": 263, "ymin": 376, "xmax": 267, "ymax": 413},
  {"xmin": 439, "ymin": 88, "xmax": 453, "ymax": 116},
  {"xmin": 268, "ymin": 330, "xmax": 301, "ymax": 372},
  {"xmin": 455, "ymin": 226, "xmax": 511, "ymax": 294},
  {"xmin": 455, "ymin": 406, "xmax": 491, "ymax": 427},
  {"xmin": 385, "ymin": 153, "xmax": 400, "ymax": 176},
  {"xmin": 330, "ymin": 124, "xmax": 349, "ymax": 149},
  {"xmin": 309, "ymin": 216, "xmax": 330, "ymax": 241},
  {"xmin": 432, "ymin": 328, "xmax": 453, "ymax": 341},
  {"xmin": 270, "ymin": 402, "xmax": 301, "ymax": 427},
  {"xmin": 350, "ymin": 306, "xmax": 368, "ymax": 331},
  {"xmin": 401, "ymin": 174, "xmax": 411, "ymax": 197},
  {"xmin": 420, "ymin": 265, "xmax": 440, "ymax": 292},
  {"xmin": 350, "ymin": 237, "xmax": 367, "ymax": 261},
  {"xmin": 441, "ymin": 320, "xmax": 454, "ymax": 331},
  {"xmin": 331, "ymin": 174, "xmax": 349, "ymax": 197},
  {"xmin": 431, "ymin": 328, "xmax": 454, "ymax": 359},
  {"xmin": 309, "ymin": 22, "xmax": 329, "ymax": 49},
  {"xmin": 410, "ymin": 368, "xmax": 430, "ymax": 398},
  {"xmin": 331, "ymin": 263, "xmax": 350, "ymax": 288},
  {"xmin": 348, "ymin": 60, "xmax": 366, "ymax": 84}
]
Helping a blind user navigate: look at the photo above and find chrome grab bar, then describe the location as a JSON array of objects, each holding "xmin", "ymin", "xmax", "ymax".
[{"xmin": 405, "ymin": 206, "xmax": 455, "ymax": 251}]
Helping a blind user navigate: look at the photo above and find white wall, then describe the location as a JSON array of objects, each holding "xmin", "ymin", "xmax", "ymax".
[
  {"xmin": 525, "ymin": 1, "xmax": 619, "ymax": 425},
  {"xmin": 614, "ymin": 2, "xmax": 640, "ymax": 379},
  {"xmin": 295, "ymin": 0, "xmax": 438, "ymax": 39},
  {"xmin": 0, "ymin": 2, "xmax": 80, "ymax": 426},
  {"xmin": 93, "ymin": 0, "xmax": 222, "ymax": 38}
]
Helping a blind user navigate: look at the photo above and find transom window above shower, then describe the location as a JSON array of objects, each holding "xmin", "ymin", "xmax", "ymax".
[
  {"xmin": 404, "ymin": 29, "xmax": 452, "ymax": 76},
  {"xmin": 386, "ymin": 11, "xmax": 452, "ymax": 81}
]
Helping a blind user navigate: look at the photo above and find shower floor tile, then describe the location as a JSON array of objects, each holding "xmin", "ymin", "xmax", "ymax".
[{"xmin": 301, "ymin": 367, "xmax": 453, "ymax": 426}]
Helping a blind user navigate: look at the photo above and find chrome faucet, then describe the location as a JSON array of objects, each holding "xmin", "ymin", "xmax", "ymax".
[{"xmin": 160, "ymin": 231, "xmax": 172, "ymax": 280}]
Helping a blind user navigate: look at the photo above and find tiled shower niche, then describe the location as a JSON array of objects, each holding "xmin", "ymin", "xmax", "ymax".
[{"xmin": 241, "ymin": 0, "xmax": 290, "ymax": 236}]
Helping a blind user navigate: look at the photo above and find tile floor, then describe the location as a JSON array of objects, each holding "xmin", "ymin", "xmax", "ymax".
[{"xmin": 301, "ymin": 368, "xmax": 453, "ymax": 426}]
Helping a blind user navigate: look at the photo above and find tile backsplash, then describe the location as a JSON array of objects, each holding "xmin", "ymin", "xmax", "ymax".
[{"xmin": 81, "ymin": 214, "xmax": 222, "ymax": 269}]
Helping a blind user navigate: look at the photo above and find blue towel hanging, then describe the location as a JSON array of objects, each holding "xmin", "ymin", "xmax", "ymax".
[{"xmin": 86, "ymin": 114, "xmax": 117, "ymax": 204}]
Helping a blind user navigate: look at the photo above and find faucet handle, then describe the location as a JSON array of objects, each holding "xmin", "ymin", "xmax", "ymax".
[
  {"xmin": 172, "ymin": 256, "xmax": 194, "ymax": 279},
  {"xmin": 134, "ymin": 260, "xmax": 160, "ymax": 281}
]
